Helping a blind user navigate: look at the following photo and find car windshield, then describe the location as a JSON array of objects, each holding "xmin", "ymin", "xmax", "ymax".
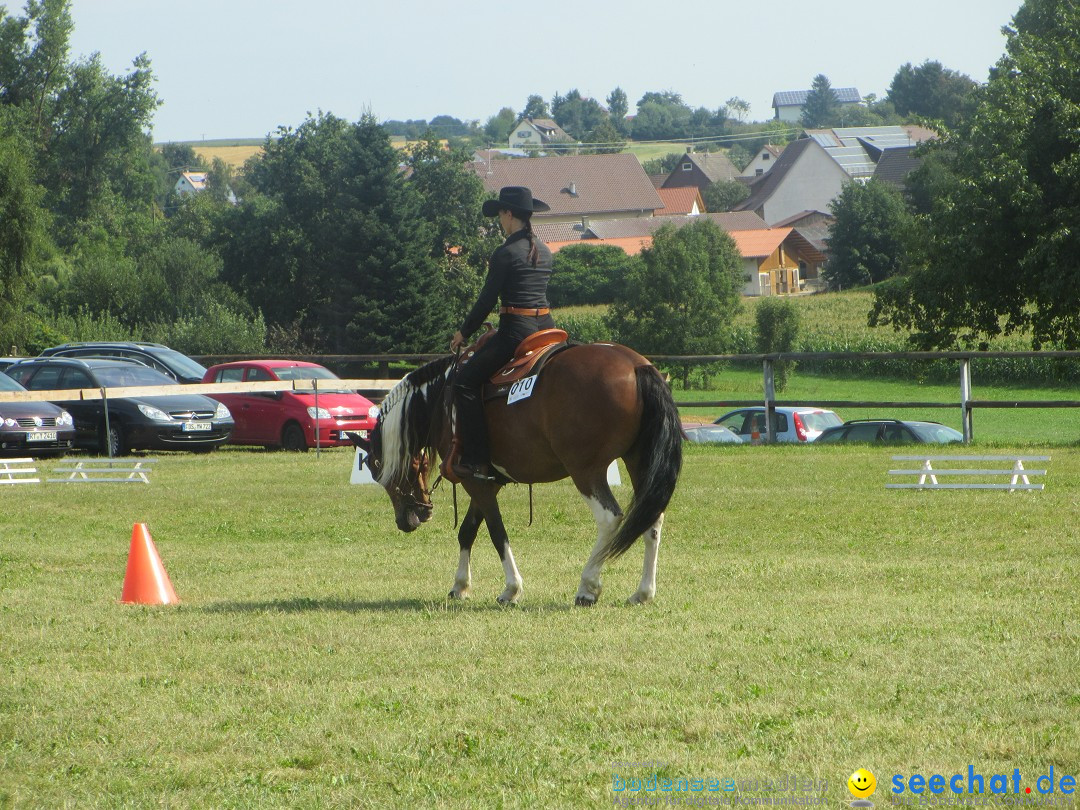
[
  {"xmin": 800, "ymin": 411, "xmax": 842, "ymax": 430},
  {"xmin": 910, "ymin": 423, "xmax": 964, "ymax": 443},
  {"xmin": 93, "ymin": 366, "xmax": 178, "ymax": 389},
  {"xmin": 273, "ymin": 366, "xmax": 352, "ymax": 393},
  {"xmin": 154, "ymin": 348, "xmax": 207, "ymax": 378},
  {"xmin": 0, "ymin": 371, "xmax": 25, "ymax": 391}
]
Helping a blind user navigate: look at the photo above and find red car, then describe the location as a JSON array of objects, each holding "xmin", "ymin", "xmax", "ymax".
[{"xmin": 202, "ymin": 360, "xmax": 378, "ymax": 451}]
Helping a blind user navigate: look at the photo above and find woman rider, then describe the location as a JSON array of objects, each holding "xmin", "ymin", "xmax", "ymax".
[{"xmin": 449, "ymin": 186, "xmax": 555, "ymax": 481}]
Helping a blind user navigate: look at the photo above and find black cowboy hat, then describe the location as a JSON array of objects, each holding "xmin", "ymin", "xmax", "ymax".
[{"xmin": 482, "ymin": 186, "xmax": 550, "ymax": 217}]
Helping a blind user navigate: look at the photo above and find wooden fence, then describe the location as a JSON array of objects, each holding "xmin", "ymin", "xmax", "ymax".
[{"xmin": 2, "ymin": 351, "xmax": 1078, "ymax": 444}]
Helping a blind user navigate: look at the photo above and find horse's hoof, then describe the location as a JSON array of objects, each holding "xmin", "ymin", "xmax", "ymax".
[
  {"xmin": 574, "ymin": 595, "xmax": 598, "ymax": 607},
  {"xmin": 627, "ymin": 591, "xmax": 654, "ymax": 606},
  {"xmin": 495, "ymin": 595, "xmax": 519, "ymax": 607},
  {"xmin": 448, "ymin": 588, "xmax": 470, "ymax": 601}
]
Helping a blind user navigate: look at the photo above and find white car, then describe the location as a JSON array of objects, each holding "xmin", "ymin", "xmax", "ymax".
[{"xmin": 713, "ymin": 407, "xmax": 842, "ymax": 443}]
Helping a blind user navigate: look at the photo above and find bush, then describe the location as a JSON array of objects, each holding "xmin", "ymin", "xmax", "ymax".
[
  {"xmin": 549, "ymin": 245, "xmax": 636, "ymax": 307},
  {"xmin": 755, "ymin": 297, "xmax": 801, "ymax": 392}
]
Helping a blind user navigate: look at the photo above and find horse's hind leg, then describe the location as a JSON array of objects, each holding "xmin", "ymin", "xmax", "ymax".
[
  {"xmin": 449, "ymin": 503, "xmax": 484, "ymax": 600},
  {"xmin": 628, "ymin": 513, "xmax": 664, "ymax": 605},
  {"xmin": 574, "ymin": 481, "xmax": 623, "ymax": 607}
]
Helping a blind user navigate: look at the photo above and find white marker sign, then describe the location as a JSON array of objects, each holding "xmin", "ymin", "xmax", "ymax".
[{"xmin": 507, "ymin": 376, "xmax": 537, "ymax": 405}]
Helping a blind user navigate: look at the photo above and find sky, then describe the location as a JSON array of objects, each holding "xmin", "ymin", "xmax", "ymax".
[{"xmin": 63, "ymin": 0, "xmax": 1025, "ymax": 144}]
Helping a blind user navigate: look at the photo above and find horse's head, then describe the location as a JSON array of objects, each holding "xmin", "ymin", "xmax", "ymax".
[{"xmin": 348, "ymin": 402, "xmax": 435, "ymax": 533}]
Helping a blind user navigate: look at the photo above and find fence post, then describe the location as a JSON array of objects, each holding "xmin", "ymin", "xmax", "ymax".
[
  {"xmin": 763, "ymin": 358, "xmax": 776, "ymax": 443},
  {"xmin": 102, "ymin": 387, "xmax": 112, "ymax": 458},
  {"xmin": 959, "ymin": 358, "xmax": 973, "ymax": 443}
]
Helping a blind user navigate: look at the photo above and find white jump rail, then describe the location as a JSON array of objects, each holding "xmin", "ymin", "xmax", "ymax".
[
  {"xmin": 48, "ymin": 457, "xmax": 158, "ymax": 484},
  {"xmin": 887, "ymin": 455, "xmax": 1049, "ymax": 491},
  {"xmin": 0, "ymin": 458, "xmax": 40, "ymax": 485}
]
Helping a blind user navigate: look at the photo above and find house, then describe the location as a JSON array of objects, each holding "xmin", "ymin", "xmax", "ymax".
[
  {"xmin": 473, "ymin": 153, "xmax": 664, "ymax": 224},
  {"xmin": 729, "ymin": 228, "xmax": 826, "ymax": 296},
  {"xmin": 175, "ymin": 171, "xmax": 207, "ymax": 197},
  {"xmin": 508, "ymin": 118, "xmax": 571, "ymax": 150},
  {"xmin": 661, "ymin": 149, "xmax": 740, "ymax": 190},
  {"xmin": 872, "ymin": 145, "xmax": 923, "ymax": 191},
  {"xmin": 740, "ymin": 144, "xmax": 784, "ymax": 178},
  {"xmin": 772, "ymin": 88, "xmax": 862, "ymax": 123},
  {"xmin": 732, "ymin": 138, "xmax": 851, "ymax": 226},
  {"xmin": 534, "ymin": 212, "xmax": 769, "ymax": 254},
  {"xmin": 804, "ymin": 125, "xmax": 937, "ymax": 180},
  {"xmin": 656, "ymin": 186, "xmax": 705, "ymax": 216},
  {"xmin": 771, "ymin": 211, "xmax": 835, "ymax": 292}
]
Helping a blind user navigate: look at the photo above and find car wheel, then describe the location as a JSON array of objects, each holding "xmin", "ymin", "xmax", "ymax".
[
  {"xmin": 281, "ymin": 423, "xmax": 308, "ymax": 452},
  {"xmin": 103, "ymin": 421, "xmax": 127, "ymax": 457}
]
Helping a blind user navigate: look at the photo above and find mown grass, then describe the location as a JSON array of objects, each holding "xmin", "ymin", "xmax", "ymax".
[{"xmin": 2, "ymin": 441, "xmax": 1079, "ymax": 808}]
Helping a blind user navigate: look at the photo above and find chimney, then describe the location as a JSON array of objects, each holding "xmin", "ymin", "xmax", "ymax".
[
  {"xmin": 568, "ymin": 181, "xmax": 577, "ymax": 196},
  {"xmin": 581, "ymin": 215, "xmax": 590, "ymax": 231}
]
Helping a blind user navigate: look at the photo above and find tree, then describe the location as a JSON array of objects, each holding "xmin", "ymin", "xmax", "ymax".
[
  {"xmin": 582, "ymin": 117, "xmax": 624, "ymax": 154},
  {"xmin": 823, "ymin": 179, "xmax": 915, "ymax": 290},
  {"xmin": 223, "ymin": 113, "xmax": 447, "ymax": 353},
  {"xmin": 607, "ymin": 219, "xmax": 743, "ymax": 384},
  {"xmin": 0, "ymin": 125, "xmax": 49, "ymax": 313},
  {"xmin": 521, "ymin": 94, "xmax": 548, "ymax": 119},
  {"xmin": 871, "ymin": 0, "xmax": 1080, "ymax": 349},
  {"xmin": 887, "ymin": 60, "xmax": 978, "ymax": 128},
  {"xmin": 725, "ymin": 97, "xmax": 750, "ymax": 123},
  {"xmin": 483, "ymin": 106, "xmax": 516, "ymax": 144},
  {"xmin": 755, "ymin": 297, "xmax": 801, "ymax": 392},
  {"xmin": 701, "ymin": 179, "xmax": 749, "ymax": 212},
  {"xmin": 800, "ymin": 74, "xmax": 840, "ymax": 128},
  {"xmin": 606, "ymin": 87, "xmax": 628, "ymax": 132},
  {"xmin": 548, "ymin": 244, "xmax": 632, "ymax": 306},
  {"xmin": 406, "ymin": 132, "xmax": 501, "ymax": 321},
  {"xmin": 631, "ymin": 91, "xmax": 692, "ymax": 140},
  {"xmin": 551, "ymin": 88, "xmax": 607, "ymax": 140}
]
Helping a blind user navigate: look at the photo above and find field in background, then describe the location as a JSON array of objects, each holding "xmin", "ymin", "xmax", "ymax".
[
  {"xmin": 2, "ymin": 445, "xmax": 1077, "ymax": 807},
  {"xmin": 191, "ymin": 143, "xmax": 264, "ymax": 169}
]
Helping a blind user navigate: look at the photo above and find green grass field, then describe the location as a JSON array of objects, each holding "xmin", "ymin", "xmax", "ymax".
[{"xmin": 2, "ymin": 435, "xmax": 1079, "ymax": 808}]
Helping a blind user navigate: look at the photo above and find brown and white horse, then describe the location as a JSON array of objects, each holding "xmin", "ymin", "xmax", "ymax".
[{"xmin": 351, "ymin": 342, "xmax": 682, "ymax": 606}]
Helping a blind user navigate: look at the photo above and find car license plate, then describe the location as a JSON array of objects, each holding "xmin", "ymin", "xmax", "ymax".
[
  {"xmin": 182, "ymin": 422, "xmax": 211, "ymax": 432},
  {"xmin": 27, "ymin": 430, "xmax": 57, "ymax": 442}
]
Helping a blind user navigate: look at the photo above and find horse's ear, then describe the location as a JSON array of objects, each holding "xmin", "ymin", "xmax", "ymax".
[{"xmin": 345, "ymin": 431, "xmax": 370, "ymax": 453}]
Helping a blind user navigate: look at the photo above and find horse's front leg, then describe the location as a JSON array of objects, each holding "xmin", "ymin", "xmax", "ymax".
[
  {"xmin": 574, "ymin": 486, "xmax": 623, "ymax": 607},
  {"xmin": 449, "ymin": 503, "xmax": 484, "ymax": 600},
  {"xmin": 474, "ymin": 491, "xmax": 522, "ymax": 605}
]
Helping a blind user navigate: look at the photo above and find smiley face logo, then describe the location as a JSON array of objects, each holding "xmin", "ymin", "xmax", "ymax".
[{"xmin": 848, "ymin": 768, "xmax": 877, "ymax": 799}]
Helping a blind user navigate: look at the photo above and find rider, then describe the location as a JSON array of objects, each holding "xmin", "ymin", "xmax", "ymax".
[{"xmin": 449, "ymin": 186, "xmax": 555, "ymax": 481}]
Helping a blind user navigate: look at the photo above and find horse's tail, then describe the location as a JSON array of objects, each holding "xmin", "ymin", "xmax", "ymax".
[{"xmin": 604, "ymin": 364, "xmax": 683, "ymax": 561}]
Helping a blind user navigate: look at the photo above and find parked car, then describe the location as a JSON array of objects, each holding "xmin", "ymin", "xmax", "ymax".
[
  {"xmin": 202, "ymin": 360, "xmax": 379, "ymax": 451},
  {"xmin": 713, "ymin": 407, "xmax": 842, "ymax": 443},
  {"xmin": 5, "ymin": 358, "xmax": 233, "ymax": 455},
  {"xmin": 0, "ymin": 371, "xmax": 77, "ymax": 457},
  {"xmin": 814, "ymin": 419, "xmax": 964, "ymax": 445},
  {"xmin": 0, "ymin": 358, "xmax": 28, "ymax": 373},
  {"xmin": 681, "ymin": 423, "xmax": 744, "ymax": 444},
  {"xmin": 39, "ymin": 341, "xmax": 207, "ymax": 383}
]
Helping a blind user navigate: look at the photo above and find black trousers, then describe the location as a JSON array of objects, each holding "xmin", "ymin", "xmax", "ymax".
[{"xmin": 454, "ymin": 314, "xmax": 555, "ymax": 464}]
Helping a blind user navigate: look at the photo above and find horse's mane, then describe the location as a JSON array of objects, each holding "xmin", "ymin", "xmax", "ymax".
[{"xmin": 376, "ymin": 355, "xmax": 455, "ymax": 487}]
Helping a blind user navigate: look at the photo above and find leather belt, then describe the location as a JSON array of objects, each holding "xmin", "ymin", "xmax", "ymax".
[{"xmin": 500, "ymin": 306, "xmax": 550, "ymax": 317}]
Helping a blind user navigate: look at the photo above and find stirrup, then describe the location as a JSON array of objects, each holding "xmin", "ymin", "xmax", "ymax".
[{"xmin": 451, "ymin": 460, "xmax": 495, "ymax": 482}]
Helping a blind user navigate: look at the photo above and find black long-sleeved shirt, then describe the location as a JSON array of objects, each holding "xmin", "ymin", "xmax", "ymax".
[{"xmin": 460, "ymin": 229, "xmax": 552, "ymax": 339}]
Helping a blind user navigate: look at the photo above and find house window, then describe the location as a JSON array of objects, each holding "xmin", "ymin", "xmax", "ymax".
[
  {"xmin": 755, "ymin": 169, "xmax": 763, "ymax": 176},
  {"xmin": 762, "ymin": 153, "xmax": 770, "ymax": 161},
  {"xmin": 682, "ymin": 162, "xmax": 692, "ymax": 171}
]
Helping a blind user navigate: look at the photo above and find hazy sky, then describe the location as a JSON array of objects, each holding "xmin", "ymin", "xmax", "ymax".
[{"xmin": 65, "ymin": 0, "xmax": 1024, "ymax": 144}]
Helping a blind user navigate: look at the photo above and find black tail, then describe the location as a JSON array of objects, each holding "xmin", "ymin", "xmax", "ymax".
[{"xmin": 604, "ymin": 365, "xmax": 683, "ymax": 561}]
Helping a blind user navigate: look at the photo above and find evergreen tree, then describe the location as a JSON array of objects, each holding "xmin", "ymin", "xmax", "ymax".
[{"xmin": 800, "ymin": 74, "xmax": 840, "ymax": 128}]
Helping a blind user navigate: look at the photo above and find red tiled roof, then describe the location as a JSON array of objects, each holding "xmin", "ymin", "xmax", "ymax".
[{"xmin": 656, "ymin": 186, "xmax": 703, "ymax": 215}]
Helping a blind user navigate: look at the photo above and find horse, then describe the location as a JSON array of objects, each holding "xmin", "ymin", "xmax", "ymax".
[{"xmin": 351, "ymin": 341, "xmax": 683, "ymax": 606}]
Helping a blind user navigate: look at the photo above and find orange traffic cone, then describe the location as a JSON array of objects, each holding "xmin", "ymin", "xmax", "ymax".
[{"xmin": 120, "ymin": 523, "xmax": 179, "ymax": 605}]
